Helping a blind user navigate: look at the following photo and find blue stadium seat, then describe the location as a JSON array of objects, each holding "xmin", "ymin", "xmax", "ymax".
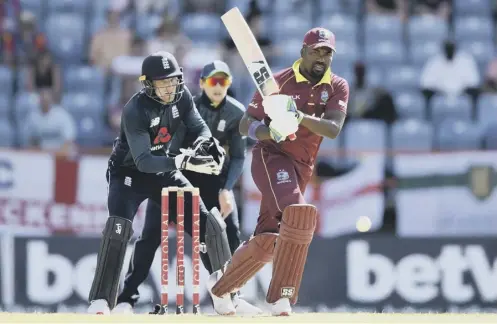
[
  {"xmin": 343, "ymin": 120, "xmax": 388, "ymax": 164},
  {"xmin": 0, "ymin": 65, "xmax": 13, "ymax": 95},
  {"xmin": 436, "ymin": 119, "xmax": 482, "ymax": 150},
  {"xmin": 20, "ymin": 0, "xmax": 44, "ymax": 20},
  {"xmin": 47, "ymin": 0, "xmax": 91, "ymax": 13},
  {"xmin": 61, "ymin": 92, "xmax": 105, "ymax": 146},
  {"xmin": 365, "ymin": 66, "xmax": 385, "ymax": 88},
  {"xmin": 73, "ymin": 111, "xmax": 106, "ymax": 147},
  {"xmin": 271, "ymin": 14, "xmax": 312, "ymax": 40},
  {"xmin": 365, "ymin": 41, "xmax": 406, "ymax": 66},
  {"xmin": 0, "ymin": 95, "xmax": 11, "ymax": 118},
  {"xmin": 391, "ymin": 119, "xmax": 433, "ymax": 151},
  {"xmin": 14, "ymin": 92, "xmax": 39, "ymax": 125},
  {"xmin": 453, "ymin": 0, "xmax": 491, "ymax": 16},
  {"xmin": 484, "ymin": 123, "xmax": 497, "ymax": 149},
  {"xmin": 364, "ymin": 15, "xmax": 403, "ymax": 43},
  {"xmin": 384, "ymin": 65, "xmax": 420, "ymax": 91},
  {"xmin": 393, "ymin": 91, "xmax": 426, "ymax": 120},
  {"xmin": 180, "ymin": 13, "xmax": 222, "ymax": 42},
  {"xmin": 458, "ymin": 40, "xmax": 495, "ymax": 66},
  {"xmin": 64, "ymin": 65, "xmax": 105, "ymax": 94},
  {"xmin": 45, "ymin": 14, "xmax": 85, "ymax": 63},
  {"xmin": 274, "ymin": 38, "xmax": 303, "ymax": 66},
  {"xmin": 407, "ymin": 16, "xmax": 448, "ymax": 44},
  {"xmin": 477, "ymin": 94, "xmax": 497, "ymax": 130},
  {"xmin": 274, "ymin": 0, "xmax": 313, "ymax": 15},
  {"xmin": 318, "ymin": 14, "xmax": 357, "ymax": 42},
  {"xmin": 135, "ymin": 14, "xmax": 163, "ymax": 40},
  {"xmin": 454, "ymin": 17, "xmax": 493, "ymax": 42},
  {"xmin": 410, "ymin": 40, "xmax": 440, "ymax": 67},
  {"xmin": 431, "ymin": 95, "xmax": 472, "ymax": 124},
  {"xmin": 318, "ymin": 0, "xmax": 344, "ymax": 12},
  {"xmin": 61, "ymin": 92, "xmax": 104, "ymax": 116},
  {"xmin": 0, "ymin": 120, "xmax": 14, "ymax": 148},
  {"xmin": 342, "ymin": 0, "xmax": 362, "ymax": 15},
  {"xmin": 333, "ymin": 40, "xmax": 359, "ymax": 68},
  {"xmin": 226, "ymin": 0, "xmax": 272, "ymax": 15}
]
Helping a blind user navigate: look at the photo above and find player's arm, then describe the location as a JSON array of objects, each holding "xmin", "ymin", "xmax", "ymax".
[
  {"xmin": 239, "ymin": 92, "xmax": 272, "ymax": 141},
  {"xmin": 123, "ymin": 100, "xmax": 177, "ymax": 173},
  {"xmin": 182, "ymin": 89, "xmax": 212, "ymax": 139},
  {"xmin": 223, "ymin": 125, "xmax": 247, "ymax": 191},
  {"xmin": 298, "ymin": 78, "xmax": 349, "ymax": 139}
]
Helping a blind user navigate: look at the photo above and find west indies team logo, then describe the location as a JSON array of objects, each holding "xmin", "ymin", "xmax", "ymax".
[{"xmin": 320, "ymin": 90, "xmax": 329, "ymax": 103}]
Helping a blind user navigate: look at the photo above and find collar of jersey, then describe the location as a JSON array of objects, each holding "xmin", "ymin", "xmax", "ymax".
[
  {"xmin": 292, "ymin": 58, "xmax": 332, "ymax": 86},
  {"xmin": 201, "ymin": 91, "xmax": 226, "ymax": 110}
]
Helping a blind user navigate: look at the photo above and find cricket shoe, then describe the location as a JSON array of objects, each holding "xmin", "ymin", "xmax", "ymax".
[
  {"xmin": 87, "ymin": 299, "xmax": 110, "ymax": 315},
  {"xmin": 270, "ymin": 298, "xmax": 291, "ymax": 316},
  {"xmin": 112, "ymin": 302, "xmax": 133, "ymax": 314},
  {"xmin": 206, "ymin": 270, "xmax": 236, "ymax": 315},
  {"xmin": 232, "ymin": 293, "xmax": 263, "ymax": 315}
]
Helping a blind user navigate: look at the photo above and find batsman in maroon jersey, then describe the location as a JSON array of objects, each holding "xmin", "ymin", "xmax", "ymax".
[{"xmin": 207, "ymin": 27, "xmax": 349, "ymax": 316}]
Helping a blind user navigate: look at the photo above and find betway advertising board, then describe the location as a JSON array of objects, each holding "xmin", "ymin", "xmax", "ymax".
[{"xmin": 0, "ymin": 233, "xmax": 495, "ymax": 313}]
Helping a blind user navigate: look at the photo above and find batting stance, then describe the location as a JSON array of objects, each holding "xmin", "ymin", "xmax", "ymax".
[
  {"xmin": 208, "ymin": 28, "xmax": 349, "ymax": 316},
  {"xmin": 114, "ymin": 61, "xmax": 260, "ymax": 315},
  {"xmin": 87, "ymin": 52, "xmax": 232, "ymax": 315}
]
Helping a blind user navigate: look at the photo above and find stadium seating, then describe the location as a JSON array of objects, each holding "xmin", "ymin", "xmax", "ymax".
[
  {"xmin": 477, "ymin": 94, "xmax": 497, "ymax": 130},
  {"xmin": 0, "ymin": 120, "xmax": 15, "ymax": 148},
  {"xmin": 64, "ymin": 66, "xmax": 106, "ymax": 95},
  {"xmin": 453, "ymin": 0, "xmax": 492, "ymax": 16},
  {"xmin": 0, "ymin": 95, "xmax": 11, "ymax": 118},
  {"xmin": 384, "ymin": 65, "xmax": 421, "ymax": 92},
  {"xmin": 4, "ymin": 0, "xmax": 495, "ymax": 155},
  {"xmin": 435, "ymin": 119, "xmax": 482, "ymax": 150},
  {"xmin": 45, "ymin": 14, "xmax": 86, "ymax": 63},
  {"xmin": 0, "ymin": 66, "xmax": 13, "ymax": 96},
  {"xmin": 343, "ymin": 120, "xmax": 388, "ymax": 165},
  {"xmin": 47, "ymin": 0, "xmax": 92, "ymax": 14},
  {"xmin": 431, "ymin": 95, "xmax": 472, "ymax": 124},
  {"xmin": 13, "ymin": 92, "xmax": 39, "ymax": 127},
  {"xmin": 484, "ymin": 123, "xmax": 497, "ymax": 149},
  {"xmin": 393, "ymin": 91, "xmax": 426, "ymax": 120},
  {"xmin": 454, "ymin": 16, "xmax": 494, "ymax": 42},
  {"xmin": 407, "ymin": 16, "xmax": 449, "ymax": 44},
  {"xmin": 391, "ymin": 119, "xmax": 433, "ymax": 151}
]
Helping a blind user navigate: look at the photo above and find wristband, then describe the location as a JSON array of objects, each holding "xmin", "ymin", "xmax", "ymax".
[{"xmin": 248, "ymin": 120, "xmax": 264, "ymax": 141}]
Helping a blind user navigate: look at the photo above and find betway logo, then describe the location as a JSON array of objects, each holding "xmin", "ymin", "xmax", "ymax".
[{"xmin": 346, "ymin": 241, "xmax": 497, "ymax": 304}]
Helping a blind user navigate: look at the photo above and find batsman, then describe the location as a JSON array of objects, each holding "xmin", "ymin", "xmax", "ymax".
[{"xmin": 208, "ymin": 28, "xmax": 349, "ymax": 316}]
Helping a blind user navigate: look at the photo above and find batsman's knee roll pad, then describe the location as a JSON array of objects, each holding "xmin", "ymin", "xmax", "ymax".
[
  {"xmin": 88, "ymin": 216, "xmax": 133, "ymax": 308},
  {"xmin": 267, "ymin": 204, "xmax": 317, "ymax": 304},
  {"xmin": 205, "ymin": 207, "xmax": 232, "ymax": 273},
  {"xmin": 211, "ymin": 232, "xmax": 277, "ymax": 297},
  {"xmin": 279, "ymin": 204, "xmax": 317, "ymax": 244}
]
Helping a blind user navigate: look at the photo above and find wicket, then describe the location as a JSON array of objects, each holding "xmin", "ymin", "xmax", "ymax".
[{"xmin": 158, "ymin": 186, "xmax": 201, "ymax": 315}]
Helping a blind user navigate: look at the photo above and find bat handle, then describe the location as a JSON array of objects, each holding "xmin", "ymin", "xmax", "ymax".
[{"xmin": 288, "ymin": 134, "xmax": 297, "ymax": 141}]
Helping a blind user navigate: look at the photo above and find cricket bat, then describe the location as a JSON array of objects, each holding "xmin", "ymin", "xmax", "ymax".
[{"xmin": 221, "ymin": 7, "xmax": 296, "ymax": 141}]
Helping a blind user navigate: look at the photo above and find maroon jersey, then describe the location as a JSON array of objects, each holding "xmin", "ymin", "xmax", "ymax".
[{"xmin": 247, "ymin": 59, "xmax": 349, "ymax": 168}]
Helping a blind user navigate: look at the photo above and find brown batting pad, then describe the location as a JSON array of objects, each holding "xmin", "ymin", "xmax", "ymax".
[
  {"xmin": 211, "ymin": 233, "xmax": 278, "ymax": 297},
  {"xmin": 266, "ymin": 204, "xmax": 317, "ymax": 304}
]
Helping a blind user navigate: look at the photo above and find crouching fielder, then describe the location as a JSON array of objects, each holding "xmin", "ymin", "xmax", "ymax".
[{"xmin": 207, "ymin": 28, "xmax": 349, "ymax": 316}]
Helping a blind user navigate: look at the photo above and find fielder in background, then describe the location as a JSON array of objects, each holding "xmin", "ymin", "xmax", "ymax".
[
  {"xmin": 114, "ymin": 61, "xmax": 261, "ymax": 315},
  {"xmin": 208, "ymin": 27, "xmax": 349, "ymax": 316},
  {"xmin": 87, "ymin": 51, "xmax": 231, "ymax": 315}
]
